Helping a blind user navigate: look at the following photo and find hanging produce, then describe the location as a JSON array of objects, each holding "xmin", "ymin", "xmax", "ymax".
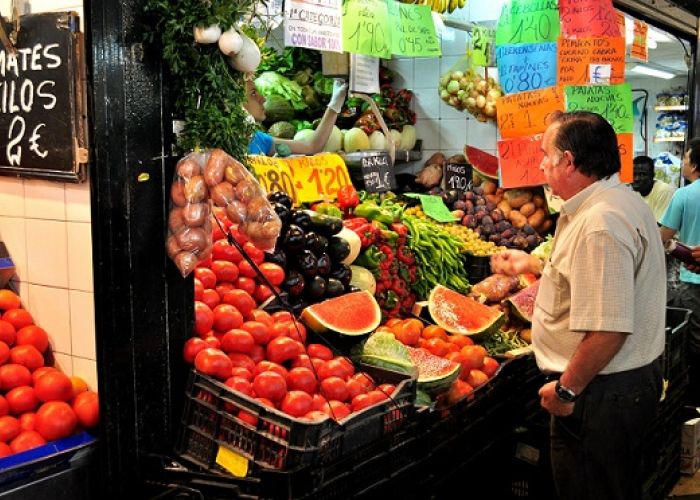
[{"xmin": 439, "ymin": 68, "xmax": 503, "ymax": 122}]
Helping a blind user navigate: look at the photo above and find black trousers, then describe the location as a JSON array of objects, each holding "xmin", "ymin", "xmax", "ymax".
[{"xmin": 549, "ymin": 358, "xmax": 662, "ymax": 500}]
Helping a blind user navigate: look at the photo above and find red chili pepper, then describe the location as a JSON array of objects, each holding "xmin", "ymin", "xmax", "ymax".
[
  {"xmin": 379, "ymin": 245, "xmax": 394, "ymax": 267},
  {"xmin": 390, "ymin": 222, "xmax": 408, "ymax": 239}
]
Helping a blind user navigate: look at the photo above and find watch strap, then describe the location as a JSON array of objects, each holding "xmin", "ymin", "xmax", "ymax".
[{"xmin": 555, "ymin": 380, "xmax": 578, "ymax": 402}]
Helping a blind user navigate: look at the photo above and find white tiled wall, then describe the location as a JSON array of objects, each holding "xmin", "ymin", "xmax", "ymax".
[{"xmin": 0, "ymin": 0, "xmax": 95, "ymax": 391}]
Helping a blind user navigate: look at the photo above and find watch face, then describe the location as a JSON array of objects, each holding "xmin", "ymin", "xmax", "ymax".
[{"xmin": 556, "ymin": 383, "xmax": 576, "ymax": 402}]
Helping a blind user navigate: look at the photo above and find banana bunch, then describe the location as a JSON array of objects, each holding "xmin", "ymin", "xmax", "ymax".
[{"xmin": 399, "ymin": 0, "xmax": 465, "ymax": 14}]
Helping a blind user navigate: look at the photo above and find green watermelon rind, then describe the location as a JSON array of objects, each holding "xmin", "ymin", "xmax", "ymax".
[
  {"xmin": 507, "ymin": 280, "xmax": 540, "ymax": 324},
  {"xmin": 300, "ymin": 291, "xmax": 381, "ymax": 336},
  {"xmin": 408, "ymin": 347, "xmax": 461, "ymax": 396},
  {"xmin": 428, "ymin": 285, "xmax": 505, "ymax": 337},
  {"xmin": 359, "ymin": 354, "xmax": 416, "ymax": 375}
]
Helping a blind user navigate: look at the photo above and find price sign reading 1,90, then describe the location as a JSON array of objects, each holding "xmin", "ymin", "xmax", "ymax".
[
  {"xmin": 346, "ymin": 20, "xmax": 389, "ymax": 57},
  {"xmin": 443, "ymin": 163, "xmax": 472, "ymax": 194}
]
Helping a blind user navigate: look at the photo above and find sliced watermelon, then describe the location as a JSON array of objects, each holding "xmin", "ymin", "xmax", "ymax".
[
  {"xmin": 507, "ymin": 280, "xmax": 540, "ymax": 323},
  {"xmin": 465, "ymin": 145, "xmax": 498, "ymax": 180},
  {"xmin": 408, "ymin": 347, "xmax": 460, "ymax": 396},
  {"xmin": 428, "ymin": 285, "xmax": 505, "ymax": 336},
  {"xmin": 301, "ymin": 291, "xmax": 381, "ymax": 335}
]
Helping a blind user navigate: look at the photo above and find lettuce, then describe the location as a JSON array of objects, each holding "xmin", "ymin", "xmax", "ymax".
[{"xmin": 254, "ymin": 71, "xmax": 307, "ymax": 111}]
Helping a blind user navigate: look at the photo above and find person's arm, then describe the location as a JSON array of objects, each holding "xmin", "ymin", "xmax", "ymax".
[
  {"xmin": 275, "ymin": 80, "xmax": 348, "ymax": 155},
  {"xmin": 490, "ymin": 249, "xmax": 543, "ymax": 276},
  {"xmin": 539, "ymin": 331, "xmax": 627, "ymax": 416}
]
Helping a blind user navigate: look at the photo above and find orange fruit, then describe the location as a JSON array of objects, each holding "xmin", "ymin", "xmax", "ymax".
[
  {"xmin": 0, "ymin": 290, "xmax": 20, "ymax": 312},
  {"xmin": 422, "ymin": 325, "xmax": 448, "ymax": 342},
  {"xmin": 447, "ymin": 335, "xmax": 473, "ymax": 349}
]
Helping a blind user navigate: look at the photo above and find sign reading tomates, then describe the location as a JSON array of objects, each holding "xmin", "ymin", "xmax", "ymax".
[{"xmin": 249, "ymin": 153, "xmax": 351, "ymax": 205}]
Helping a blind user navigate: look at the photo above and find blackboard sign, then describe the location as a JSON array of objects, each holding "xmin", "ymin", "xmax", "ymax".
[
  {"xmin": 443, "ymin": 162, "xmax": 472, "ymax": 194},
  {"xmin": 0, "ymin": 13, "xmax": 88, "ymax": 183},
  {"xmin": 360, "ymin": 151, "xmax": 396, "ymax": 193}
]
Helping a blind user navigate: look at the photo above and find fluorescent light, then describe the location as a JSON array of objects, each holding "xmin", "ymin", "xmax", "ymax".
[
  {"xmin": 648, "ymin": 27, "xmax": 671, "ymax": 43},
  {"xmin": 630, "ymin": 65, "xmax": 675, "ymax": 79}
]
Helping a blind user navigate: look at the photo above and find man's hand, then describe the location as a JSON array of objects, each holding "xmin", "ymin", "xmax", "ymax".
[
  {"xmin": 327, "ymin": 79, "xmax": 348, "ymax": 114},
  {"xmin": 687, "ymin": 245, "xmax": 700, "ymax": 273},
  {"xmin": 490, "ymin": 249, "xmax": 542, "ymax": 276},
  {"xmin": 539, "ymin": 381, "xmax": 575, "ymax": 417}
]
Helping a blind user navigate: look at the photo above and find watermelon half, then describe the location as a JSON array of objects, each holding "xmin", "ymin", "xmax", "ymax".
[
  {"xmin": 428, "ymin": 285, "xmax": 505, "ymax": 336},
  {"xmin": 301, "ymin": 291, "xmax": 381, "ymax": 335},
  {"xmin": 507, "ymin": 280, "xmax": 540, "ymax": 323},
  {"xmin": 408, "ymin": 347, "xmax": 460, "ymax": 396},
  {"xmin": 465, "ymin": 145, "xmax": 498, "ymax": 180}
]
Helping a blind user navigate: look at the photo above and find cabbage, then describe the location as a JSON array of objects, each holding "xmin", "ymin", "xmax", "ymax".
[
  {"xmin": 255, "ymin": 71, "xmax": 307, "ymax": 110},
  {"xmin": 531, "ymin": 235, "xmax": 553, "ymax": 261}
]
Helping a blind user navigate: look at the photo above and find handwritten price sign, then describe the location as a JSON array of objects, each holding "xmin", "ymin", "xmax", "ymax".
[
  {"xmin": 631, "ymin": 20, "xmax": 648, "ymax": 61},
  {"xmin": 565, "ymin": 83, "xmax": 633, "ymax": 133},
  {"xmin": 617, "ymin": 133, "xmax": 633, "ymax": 183},
  {"xmin": 497, "ymin": 86, "xmax": 565, "ymax": 138},
  {"xmin": 249, "ymin": 154, "xmax": 352, "ymax": 205},
  {"xmin": 498, "ymin": 136, "xmax": 547, "ymax": 189},
  {"xmin": 387, "ymin": 1, "xmax": 440, "ymax": 57},
  {"xmin": 472, "ymin": 25, "xmax": 496, "ymax": 66},
  {"xmin": 557, "ymin": 37, "xmax": 626, "ymax": 86},
  {"xmin": 342, "ymin": 0, "xmax": 391, "ymax": 59},
  {"xmin": 559, "ymin": 0, "xmax": 621, "ymax": 38},
  {"xmin": 495, "ymin": 0, "xmax": 560, "ymax": 45},
  {"xmin": 496, "ymin": 42, "xmax": 557, "ymax": 95}
]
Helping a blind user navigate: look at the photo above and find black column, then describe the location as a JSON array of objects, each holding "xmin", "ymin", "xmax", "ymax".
[
  {"xmin": 691, "ymin": 18, "xmax": 700, "ymax": 139},
  {"xmin": 87, "ymin": 0, "xmax": 191, "ymax": 495}
]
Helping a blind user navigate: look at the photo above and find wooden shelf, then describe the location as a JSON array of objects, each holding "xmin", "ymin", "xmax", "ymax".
[
  {"xmin": 654, "ymin": 105, "xmax": 689, "ymax": 112},
  {"xmin": 654, "ymin": 137, "xmax": 686, "ymax": 143}
]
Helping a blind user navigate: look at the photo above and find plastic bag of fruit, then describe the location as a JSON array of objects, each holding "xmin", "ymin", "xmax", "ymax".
[
  {"xmin": 166, "ymin": 149, "xmax": 282, "ymax": 277},
  {"xmin": 438, "ymin": 56, "xmax": 502, "ymax": 122}
]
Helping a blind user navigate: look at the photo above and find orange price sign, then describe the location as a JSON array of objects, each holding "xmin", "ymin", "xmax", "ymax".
[
  {"xmin": 497, "ymin": 135, "xmax": 547, "ymax": 189},
  {"xmin": 617, "ymin": 133, "xmax": 633, "ymax": 183},
  {"xmin": 249, "ymin": 155, "xmax": 301, "ymax": 205},
  {"xmin": 559, "ymin": 0, "xmax": 620, "ymax": 38},
  {"xmin": 631, "ymin": 20, "xmax": 648, "ymax": 62},
  {"xmin": 497, "ymin": 86, "xmax": 565, "ymax": 138},
  {"xmin": 557, "ymin": 36, "xmax": 625, "ymax": 86}
]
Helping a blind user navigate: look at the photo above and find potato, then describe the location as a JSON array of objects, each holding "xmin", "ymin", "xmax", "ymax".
[
  {"xmin": 183, "ymin": 202, "xmax": 209, "ymax": 227},
  {"xmin": 170, "ymin": 181, "xmax": 187, "ymax": 207},
  {"xmin": 485, "ymin": 194, "xmax": 502, "ymax": 205},
  {"xmin": 235, "ymin": 180, "xmax": 258, "ymax": 204},
  {"xmin": 184, "ymin": 176, "xmax": 207, "ymax": 203},
  {"xmin": 177, "ymin": 158, "xmax": 202, "ymax": 178},
  {"xmin": 173, "ymin": 251, "xmax": 198, "ymax": 276},
  {"xmin": 168, "ymin": 207, "xmax": 186, "ymax": 232},
  {"xmin": 425, "ymin": 152, "xmax": 446, "ymax": 166},
  {"xmin": 519, "ymin": 202, "xmax": 536, "ymax": 217},
  {"xmin": 225, "ymin": 200, "xmax": 247, "ymax": 224},
  {"xmin": 224, "ymin": 160, "xmax": 248, "ymax": 185},
  {"xmin": 509, "ymin": 210, "xmax": 527, "ymax": 229},
  {"xmin": 528, "ymin": 208, "xmax": 546, "ymax": 230},
  {"xmin": 504, "ymin": 189, "xmax": 533, "ymax": 209},
  {"xmin": 532, "ymin": 194, "xmax": 546, "ymax": 208},
  {"xmin": 176, "ymin": 227, "xmax": 209, "ymax": 253},
  {"xmin": 447, "ymin": 154, "xmax": 466, "ymax": 164},
  {"xmin": 538, "ymin": 218, "xmax": 553, "ymax": 234},
  {"xmin": 482, "ymin": 180, "xmax": 497, "ymax": 195},
  {"xmin": 204, "ymin": 149, "xmax": 228, "ymax": 187},
  {"xmin": 210, "ymin": 182, "xmax": 235, "ymax": 207},
  {"xmin": 166, "ymin": 235, "xmax": 181, "ymax": 258},
  {"xmin": 497, "ymin": 200, "xmax": 512, "ymax": 218}
]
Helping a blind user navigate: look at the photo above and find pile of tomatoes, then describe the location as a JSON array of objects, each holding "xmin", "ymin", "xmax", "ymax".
[
  {"xmin": 0, "ymin": 290, "xmax": 99, "ymax": 458},
  {"xmin": 376, "ymin": 318, "xmax": 500, "ymax": 405}
]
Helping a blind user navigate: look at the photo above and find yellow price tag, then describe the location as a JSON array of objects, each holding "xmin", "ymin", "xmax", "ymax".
[
  {"xmin": 249, "ymin": 154, "xmax": 352, "ymax": 206},
  {"xmin": 216, "ymin": 445, "xmax": 249, "ymax": 477}
]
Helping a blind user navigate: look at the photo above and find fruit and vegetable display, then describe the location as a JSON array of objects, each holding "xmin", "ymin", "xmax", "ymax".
[
  {"xmin": 439, "ymin": 68, "xmax": 503, "ymax": 122},
  {"xmin": 0, "ymin": 289, "xmax": 99, "ymax": 459}
]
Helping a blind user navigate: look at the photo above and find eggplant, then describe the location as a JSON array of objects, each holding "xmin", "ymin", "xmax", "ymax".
[
  {"xmin": 265, "ymin": 248, "xmax": 287, "ymax": 268},
  {"xmin": 346, "ymin": 284, "xmax": 361, "ymax": 293},
  {"xmin": 306, "ymin": 275, "xmax": 327, "ymax": 299},
  {"xmin": 306, "ymin": 211, "xmax": 343, "ymax": 237},
  {"xmin": 282, "ymin": 269, "xmax": 305, "ymax": 296},
  {"xmin": 290, "ymin": 210, "xmax": 312, "ymax": 231},
  {"xmin": 326, "ymin": 278, "xmax": 344, "ymax": 297},
  {"xmin": 328, "ymin": 236, "xmax": 351, "ymax": 262},
  {"xmin": 316, "ymin": 253, "xmax": 331, "ymax": 276},
  {"xmin": 304, "ymin": 232, "xmax": 325, "ymax": 254},
  {"xmin": 329, "ymin": 264, "xmax": 352, "ymax": 286},
  {"xmin": 283, "ymin": 225, "xmax": 305, "ymax": 253},
  {"xmin": 268, "ymin": 192, "xmax": 292, "ymax": 210},
  {"xmin": 298, "ymin": 249, "xmax": 318, "ymax": 277},
  {"xmin": 272, "ymin": 202, "xmax": 291, "ymax": 226}
]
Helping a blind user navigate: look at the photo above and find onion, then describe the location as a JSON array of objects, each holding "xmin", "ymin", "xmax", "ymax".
[
  {"xmin": 174, "ymin": 251, "xmax": 198, "ymax": 276},
  {"xmin": 184, "ymin": 176, "xmax": 207, "ymax": 203},
  {"xmin": 228, "ymin": 34, "xmax": 261, "ymax": 73},
  {"xmin": 193, "ymin": 24, "xmax": 221, "ymax": 44},
  {"xmin": 224, "ymin": 162, "xmax": 247, "ymax": 184},
  {"xmin": 476, "ymin": 80, "xmax": 488, "ymax": 93},
  {"xmin": 166, "ymin": 235, "xmax": 181, "ymax": 258},
  {"xmin": 476, "ymin": 95, "xmax": 487, "ymax": 109},
  {"xmin": 487, "ymin": 89, "xmax": 502, "ymax": 102},
  {"xmin": 235, "ymin": 180, "xmax": 258, "ymax": 203},
  {"xmin": 218, "ymin": 28, "xmax": 243, "ymax": 56},
  {"xmin": 225, "ymin": 200, "xmax": 247, "ymax": 223}
]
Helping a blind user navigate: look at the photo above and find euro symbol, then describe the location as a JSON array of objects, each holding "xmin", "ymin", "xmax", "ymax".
[
  {"xmin": 29, "ymin": 124, "xmax": 48, "ymax": 159},
  {"xmin": 592, "ymin": 66, "xmax": 602, "ymax": 84}
]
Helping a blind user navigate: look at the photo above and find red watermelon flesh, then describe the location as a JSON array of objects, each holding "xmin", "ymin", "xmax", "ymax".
[
  {"xmin": 301, "ymin": 290, "xmax": 381, "ymax": 335},
  {"xmin": 465, "ymin": 145, "xmax": 498, "ymax": 180},
  {"xmin": 507, "ymin": 280, "xmax": 540, "ymax": 323},
  {"xmin": 428, "ymin": 285, "xmax": 505, "ymax": 336}
]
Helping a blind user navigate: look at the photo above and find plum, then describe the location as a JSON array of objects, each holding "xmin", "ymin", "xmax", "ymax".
[{"xmin": 482, "ymin": 215, "xmax": 493, "ymax": 226}]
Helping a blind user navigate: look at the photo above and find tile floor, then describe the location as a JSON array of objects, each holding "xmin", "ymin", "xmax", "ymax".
[{"xmin": 672, "ymin": 468, "xmax": 700, "ymax": 498}]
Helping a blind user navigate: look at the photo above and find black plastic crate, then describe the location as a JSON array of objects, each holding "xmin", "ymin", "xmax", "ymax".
[
  {"xmin": 176, "ymin": 365, "xmax": 415, "ymax": 479},
  {"xmin": 664, "ymin": 307, "xmax": 691, "ymax": 383}
]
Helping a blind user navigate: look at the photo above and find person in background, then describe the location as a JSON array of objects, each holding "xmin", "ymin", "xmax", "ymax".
[
  {"xmin": 243, "ymin": 74, "xmax": 347, "ymax": 156},
  {"xmin": 631, "ymin": 155, "xmax": 675, "ymax": 223},
  {"xmin": 659, "ymin": 137, "xmax": 700, "ymax": 407},
  {"xmin": 492, "ymin": 111, "xmax": 666, "ymax": 500}
]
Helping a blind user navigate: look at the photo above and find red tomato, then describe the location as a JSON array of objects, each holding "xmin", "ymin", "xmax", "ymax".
[
  {"xmin": 466, "ymin": 369, "xmax": 489, "ymax": 388},
  {"xmin": 258, "ymin": 263, "xmax": 285, "ymax": 286},
  {"xmin": 31, "ymin": 366, "xmax": 58, "ymax": 385},
  {"xmin": 0, "ymin": 442, "xmax": 10, "ymax": 457},
  {"xmin": 211, "ymin": 260, "xmax": 239, "ymax": 283},
  {"xmin": 215, "ymin": 282, "xmax": 236, "ymax": 299},
  {"xmin": 19, "ymin": 412, "xmax": 36, "ymax": 432},
  {"xmin": 268, "ymin": 322, "xmax": 288, "ymax": 341},
  {"xmin": 5, "ymin": 386, "xmax": 38, "ymax": 414},
  {"xmin": 377, "ymin": 383, "xmax": 396, "ymax": 396},
  {"xmin": 291, "ymin": 355, "xmax": 313, "ymax": 370},
  {"xmin": 287, "ymin": 367, "xmax": 317, "ymax": 395},
  {"xmin": 194, "ymin": 348, "xmax": 233, "ymax": 380},
  {"xmin": 335, "ymin": 357, "xmax": 355, "ymax": 377},
  {"xmin": 312, "ymin": 393, "xmax": 328, "ymax": 411},
  {"xmin": 235, "ymin": 277, "xmax": 256, "ymax": 295},
  {"xmin": 0, "ymin": 395, "xmax": 7, "ymax": 417},
  {"xmin": 212, "ymin": 304, "xmax": 244, "ymax": 333},
  {"xmin": 0, "ymin": 320, "xmax": 16, "ymax": 346},
  {"xmin": 448, "ymin": 334, "xmax": 473, "ymax": 348},
  {"xmin": 424, "ymin": 338, "xmax": 450, "ymax": 358},
  {"xmin": 229, "ymin": 226, "xmax": 248, "ymax": 245},
  {"xmin": 252, "ymin": 371, "xmax": 287, "ymax": 402},
  {"xmin": 237, "ymin": 409, "xmax": 258, "ymax": 426},
  {"xmin": 200, "ymin": 289, "xmax": 220, "ymax": 310},
  {"xmin": 0, "ymin": 364, "xmax": 31, "ymax": 391},
  {"xmin": 482, "ymin": 356, "xmax": 500, "ymax": 378},
  {"xmin": 266, "ymin": 337, "xmax": 303, "ymax": 365},
  {"xmin": 221, "ymin": 329, "xmax": 255, "ymax": 354},
  {"xmin": 447, "ymin": 379, "xmax": 474, "ymax": 405},
  {"xmin": 226, "ymin": 353, "xmax": 256, "ymax": 374},
  {"xmin": 237, "ymin": 261, "xmax": 258, "ymax": 279},
  {"xmin": 72, "ymin": 391, "xmax": 99, "ymax": 428},
  {"xmin": 249, "ymin": 344, "xmax": 265, "ymax": 364},
  {"xmin": 241, "ymin": 321, "xmax": 271, "ymax": 345},
  {"xmin": 2, "ymin": 309, "xmax": 33, "ymax": 331},
  {"xmin": 223, "ymin": 290, "xmax": 256, "ymax": 317},
  {"xmin": 366, "ymin": 390, "xmax": 389, "ymax": 404},
  {"xmin": 203, "ymin": 336, "xmax": 221, "ymax": 350},
  {"xmin": 16, "ymin": 325, "xmax": 49, "ymax": 353},
  {"xmin": 350, "ymin": 372, "xmax": 375, "ymax": 391},
  {"xmin": 280, "ymin": 391, "xmax": 313, "ymax": 417},
  {"xmin": 247, "ymin": 309, "xmax": 273, "ymax": 327},
  {"xmin": 230, "ymin": 367, "xmax": 253, "ymax": 381},
  {"xmin": 346, "ymin": 378, "xmax": 366, "ymax": 400},
  {"xmin": 271, "ymin": 311, "xmax": 293, "ymax": 323},
  {"xmin": 320, "ymin": 377, "xmax": 349, "ymax": 402},
  {"xmin": 0, "ymin": 415, "xmax": 20, "ymax": 442},
  {"xmin": 243, "ymin": 242, "xmax": 264, "ymax": 265},
  {"xmin": 194, "ymin": 268, "xmax": 217, "ymax": 289},
  {"xmin": 194, "ymin": 301, "xmax": 214, "ymax": 336},
  {"xmin": 10, "ymin": 430, "xmax": 45, "ymax": 453},
  {"xmin": 9, "ymin": 345, "xmax": 44, "ymax": 371},
  {"xmin": 283, "ymin": 322, "xmax": 307, "ymax": 344},
  {"xmin": 321, "ymin": 400, "xmax": 351, "ymax": 421},
  {"xmin": 0, "ymin": 290, "xmax": 21, "ymax": 311},
  {"xmin": 34, "ymin": 371, "xmax": 74, "ymax": 403},
  {"xmin": 224, "ymin": 376, "xmax": 252, "ymax": 396},
  {"xmin": 253, "ymin": 284, "xmax": 274, "ymax": 303},
  {"xmin": 34, "ymin": 401, "xmax": 78, "ymax": 441},
  {"xmin": 194, "ymin": 278, "xmax": 204, "ymax": 301},
  {"xmin": 183, "ymin": 337, "xmax": 207, "ymax": 364},
  {"xmin": 254, "ymin": 360, "xmax": 288, "ymax": 379},
  {"xmin": 302, "ymin": 410, "xmax": 328, "ymax": 421},
  {"xmin": 0, "ymin": 341, "xmax": 8, "ymax": 365},
  {"xmin": 306, "ymin": 344, "xmax": 333, "ymax": 361},
  {"xmin": 212, "ymin": 239, "xmax": 242, "ymax": 263}
]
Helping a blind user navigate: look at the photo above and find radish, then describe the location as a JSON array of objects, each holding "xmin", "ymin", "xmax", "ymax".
[
  {"xmin": 193, "ymin": 24, "xmax": 221, "ymax": 44},
  {"xmin": 218, "ymin": 28, "xmax": 243, "ymax": 56},
  {"xmin": 228, "ymin": 34, "xmax": 261, "ymax": 73}
]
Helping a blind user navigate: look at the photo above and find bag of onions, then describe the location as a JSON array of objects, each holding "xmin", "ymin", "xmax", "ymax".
[{"xmin": 438, "ymin": 57, "xmax": 502, "ymax": 123}]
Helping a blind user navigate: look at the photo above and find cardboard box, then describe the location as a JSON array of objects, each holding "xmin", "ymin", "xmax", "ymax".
[{"xmin": 681, "ymin": 416, "xmax": 700, "ymax": 475}]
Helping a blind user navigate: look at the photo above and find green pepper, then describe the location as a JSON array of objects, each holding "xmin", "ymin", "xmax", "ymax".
[
  {"xmin": 313, "ymin": 202, "xmax": 343, "ymax": 218},
  {"xmin": 380, "ymin": 229, "xmax": 399, "ymax": 244},
  {"xmin": 355, "ymin": 246, "xmax": 383, "ymax": 269}
]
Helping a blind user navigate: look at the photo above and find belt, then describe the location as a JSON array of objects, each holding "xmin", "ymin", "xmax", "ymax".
[{"xmin": 544, "ymin": 356, "xmax": 662, "ymax": 388}]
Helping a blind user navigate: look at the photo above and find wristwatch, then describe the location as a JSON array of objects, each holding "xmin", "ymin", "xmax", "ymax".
[{"xmin": 555, "ymin": 381, "xmax": 578, "ymax": 403}]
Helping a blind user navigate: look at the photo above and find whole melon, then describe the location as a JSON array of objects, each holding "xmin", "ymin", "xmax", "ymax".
[
  {"xmin": 263, "ymin": 96, "xmax": 294, "ymax": 123},
  {"xmin": 344, "ymin": 128, "xmax": 370, "ymax": 153},
  {"xmin": 293, "ymin": 129, "xmax": 316, "ymax": 142},
  {"xmin": 268, "ymin": 121, "xmax": 296, "ymax": 139},
  {"xmin": 322, "ymin": 126, "xmax": 343, "ymax": 152}
]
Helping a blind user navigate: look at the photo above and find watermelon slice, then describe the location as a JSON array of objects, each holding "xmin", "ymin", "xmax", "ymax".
[
  {"xmin": 428, "ymin": 285, "xmax": 505, "ymax": 336},
  {"xmin": 301, "ymin": 291, "xmax": 381, "ymax": 335},
  {"xmin": 408, "ymin": 347, "xmax": 460, "ymax": 396},
  {"xmin": 507, "ymin": 280, "xmax": 540, "ymax": 323},
  {"xmin": 465, "ymin": 145, "xmax": 498, "ymax": 180}
]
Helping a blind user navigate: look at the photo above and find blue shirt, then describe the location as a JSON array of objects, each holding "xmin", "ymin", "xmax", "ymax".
[
  {"xmin": 660, "ymin": 179, "xmax": 700, "ymax": 284},
  {"xmin": 248, "ymin": 131, "xmax": 274, "ymax": 156}
]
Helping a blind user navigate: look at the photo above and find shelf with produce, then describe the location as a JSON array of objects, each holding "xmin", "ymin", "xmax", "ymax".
[
  {"xmin": 654, "ymin": 105, "xmax": 689, "ymax": 112},
  {"xmin": 654, "ymin": 137, "xmax": 686, "ymax": 143}
]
